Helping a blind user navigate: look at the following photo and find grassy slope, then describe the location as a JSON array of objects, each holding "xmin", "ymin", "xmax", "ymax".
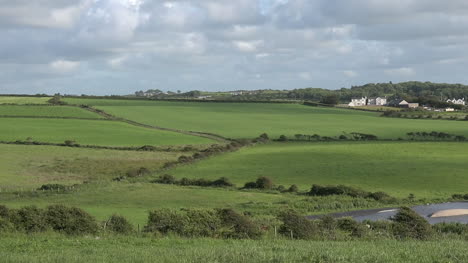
[
  {"xmin": 0, "ymin": 118, "xmax": 213, "ymax": 146},
  {"xmin": 0, "ymin": 182, "xmax": 302, "ymax": 225},
  {"xmin": 1, "ymin": 236, "xmax": 467, "ymax": 263},
  {"xmin": 0, "ymin": 105, "xmax": 103, "ymax": 118},
  {"xmin": 0, "ymin": 96, "xmax": 50, "ymax": 104},
  {"xmin": 64, "ymin": 98, "xmax": 468, "ymax": 139},
  {"xmin": 0, "ymin": 144, "xmax": 181, "ymax": 189},
  {"xmin": 171, "ymin": 142, "xmax": 468, "ymax": 198}
]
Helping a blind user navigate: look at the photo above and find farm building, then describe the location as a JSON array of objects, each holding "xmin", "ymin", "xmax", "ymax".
[
  {"xmin": 348, "ymin": 97, "xmax": 367, "ymax": 107},
  {"xmin": 447, "ymin": 98, "xmax": 465, "ymax": 105},
  {"xmin": 387, "ymin": 100, "xmax": 419, "ymax": 108}
]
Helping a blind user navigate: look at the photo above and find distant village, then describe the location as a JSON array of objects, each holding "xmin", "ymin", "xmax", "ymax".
[{"xmin": 348, "ymin": 97, "xmax": 465, "ymax": 112}]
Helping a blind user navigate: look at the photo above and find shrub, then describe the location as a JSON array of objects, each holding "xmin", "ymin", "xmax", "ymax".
[
  {"xmin": 145, "ymin": 209, "xmax": 185, "ymax": 235},
  {"xmin": 217, "ymin": 209, "xmax": 262, "ymax": 239},
  {"xmin": 278, "ymin": 135, "xmax": 288, "ymax": 141},
  {"xmin": 391, "ymin": 207, "xmax": 432, "ymax": 240},
  {"xmin": 37, "ymin": 184, "xmax": 68, "ymax": 191},
  {"xmin": 210, "ymin": 177, "xmax": 235, "ymax": 187},
  {"xmin": 126, "ymin": 167, "xmax": 151, "ymax": 178},
  {"xmin": 287, "ymin": 184, "xmax": 299, "ymax": 193},
  {"xmin": 0, "ymin": 217, "xmax": 14, "ymax": 232},
  {"xmin": 256, "ymin": 176, "xmax": 274, "ymax": 190},
  {"xmin": 154, "ymin": 174, "xmax": 176, "ymax": 184},
  {"xmin": 0, "ymin": 205, "xmax": 9, "ymax": 218},
  {"xmin": 145, "ymin": 209, "xmax": 222, "ymax": 238},
  {"xmin": 309, "ymin": 184, "xmax": 367, "ymax": 198},
  {"xmin": 105, "ymin": 214, "xmax": 134, "ymax": 234},
  {"xmin": 278, "ymin": 210, "xmax": 318, "ymax": 240},
  {"xmin": 337, "ymin": 217, "xmax": 368, "ymax": 238},
  {"xmin": 11, "ymin": 206, "xmax": 48, "ymax": 233},
  {"xmin": 243, "ymin": 181, "xmax": 258, "ymax": 189},
  {"xmin": 45, "ymin": 205, "xmax": 98, "ymax": 235},
  {"xmin": 367, "ymin": 191, "xmax": 392, "ymax": 201}
]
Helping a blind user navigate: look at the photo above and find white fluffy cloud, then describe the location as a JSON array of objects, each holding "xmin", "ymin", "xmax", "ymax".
[{"xmin": 1, "ymin": 0, "xmax": 468, "ymax": 94}]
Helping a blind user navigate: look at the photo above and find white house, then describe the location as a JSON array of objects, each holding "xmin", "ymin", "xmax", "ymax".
[
  {"xmin": 348, "ymin": 97, "xmax": 367, "ymax": 107},
  {"xmin": 447, "ymin": 98, "xmax": 465, "ymax": 105},
  {"xmin": 445, "ymin": 107, "xmax": 455, "ymax": 112},
  {"xmin": 349, "ymin": 97, "xmax": 387, "ymax": 107},
  {"xmin": 368, "ymin": 97, "xmax": 387, "ymax": 106}
]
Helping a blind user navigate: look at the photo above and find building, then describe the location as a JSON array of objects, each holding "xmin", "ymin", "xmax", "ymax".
[
  {"xmin": 348, "ymin": 97, "xmax": 367, "ymax": 107},
  {"xmin": 447, "ymin": 98, "xmax": 465, "ymax": 105},
  {"xmin": 387, "ymin": 100, "xmax": 419, "ymax": 108},
  {"xmin": 348, "ymin": 97, "xmax": 387, "ymax": 107},
  {"xmin": 445, "ymin": 107, "xmax": 455, "ymax": 112},
  {"xmin": 368, "ymin": 97, "xmax": 387, "ymax": 106}
]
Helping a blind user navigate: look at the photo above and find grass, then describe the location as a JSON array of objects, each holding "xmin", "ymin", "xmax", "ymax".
[
  {"xmin": 64, "ymin": 98, "xmax": 468, "ymax": 139},
  {"xmin": 0, "ymin": 96, "xmax": 50, "ymax": 104},
  {"xmin": 0, "ymin": 118, "xmax": 214, "ymax": 147},
  {"xmin": 0, "ymin": 105, "xmax": 103, "ymax": 118},
  {"xmin": 1, "ymin": 235, "xmax": 468, "ymax": 263},
  {"xmin": 0, "ymin": 144, "xmax": 182, "ymax": 190},
  {"xmin": 170, "ymin": 141, "xmax": 468, "ymax": 198}
]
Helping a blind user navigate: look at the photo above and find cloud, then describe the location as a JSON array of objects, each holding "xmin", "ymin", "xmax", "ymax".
[
  {"xmin": 49, "ymin": 59, "xmax": 80, "ymax": 73},
  {"xmin": 1, "ymin": 0, "xmax": 468, "ymax": 94},
  {"xmin": 384, "ymin": 67, "xmax": 415, "ymax": 77},
  {"xmin": 343, "ymin": 70, "xmax": 358, "ymax": 78}
]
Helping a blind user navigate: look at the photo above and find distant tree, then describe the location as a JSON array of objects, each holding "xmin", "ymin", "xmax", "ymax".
[{"xmin": 320, "ymin": 95, "xmax": 339, "ymax": 105}]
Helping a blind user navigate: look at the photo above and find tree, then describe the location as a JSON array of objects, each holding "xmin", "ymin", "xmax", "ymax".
[
  {"xmin": 391, "ymin": 207, "xmax": 432, "ymax": 240},
  {"xmin": 320, "ymin": 94, "xmax": 339, "ymax": 105}
]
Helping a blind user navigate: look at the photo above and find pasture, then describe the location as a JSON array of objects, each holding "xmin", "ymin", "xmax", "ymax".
[
  {"xmin": 170, "ymin": 142, "xmax": 468, "ymax": 198},
  {"xmin": 0, "ymin": 118, "xmax": 213, "ymax": 146},
  {"xmin": 0, "ymin": 105, "xmax": 103, "ymax": 118},
  {"xmin": 0, "ymin": 96, "xmax": 50, "ymax": 104},
  {"xmin": 0, "ymin": 144, "xmax": 182, "ymax": 190},
  {"xmin": 64, "ymin": 98, "xmax": 468, "ymax": 139}
]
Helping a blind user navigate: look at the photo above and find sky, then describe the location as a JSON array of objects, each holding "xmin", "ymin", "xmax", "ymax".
[{"xmin": 1, "ymin": 0, "xmax": 468, "ymax": 95}]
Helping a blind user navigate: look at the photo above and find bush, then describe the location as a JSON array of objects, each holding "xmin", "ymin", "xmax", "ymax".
[
  {"xmin": 11, "ymin": 206, "xmax": 48, "ymax": 233},
  {"xmin": 145, "ymin": 209, "xmax": 221, "ymax": 238},
  {"xmin": 337, "ymin": 217, "xmax": 368, "ymax": 238},
  {"xmin": 256, "ymin": 177, "xmax": 274, "ymax": 190},
  {"xmin": 309, "ymin": 184, "xmax": 367, "ymax": 198},
  {"xmin": 126, "ymin": 167, "xmax": 151, "ymax": 178},
  {"xmin": 144, "ymin": 209, "xmax": 185, "ymax": 235},
  {"xmin": 287, "ymin": 184, "xmax": 299, "ymax": 193},
  {"xmin": 154, "ymin": 174, "xmax": 176, "ymax": 184},
  {"xmin": 278, "ymin": 135, "xmax": 288, "ymax": 141},
  {"xmin": 37, "ymin": 184, "xmax": 68, "ymax": 191},
  {"xmin": 278, "ymin": 210, "xmax": 318, "ymax": 240},
  {"xmin": 105, "ymin": 214, "xmax": 134, "ymax": 234},
  {"xmin": 45, "ymin": 205, "xmax": 98, "ymax": 235},
  {"xmin": 0, "ymin": 205, "xmax": 9, "ymax": 218},
  {"xmin": 391, "ymin": 207, "xmax": 433, "ymax": 240},
  {"xmin": 243, "ymin": 181, "xmax": 258, "ymax": 189},
  {"xmin": 210, "ymin": 177, "xmax": 235, "ymax": 187},
  {"xmin": 217, "ymin": 209, "xmax": 262, "ymax": 239}
]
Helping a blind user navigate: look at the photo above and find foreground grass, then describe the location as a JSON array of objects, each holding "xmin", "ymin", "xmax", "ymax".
[
  {"xmin": 171, "ymin": 141, "xmax": 468, "ymax": 198},
  {"xmin": 0, "ymin": 118, "xmax": 213, "ymax": 146},
  {"xmin": 64, "ymin": 98, "xmax": 468, "ymax": 139},
  {"xmin": 0, "ymin": 144, "xmax": 182, "ymax": 190},
  {"xmin": 0, "ymin": 96, "xmax": 50, "ymax": 104},
  {"xmin": 0, "ymin": 105, "xmax": 103, "ymax": 118},
  {"xmin": 1, "ymin": 235, "xmax": 467, "ymax": 263}
]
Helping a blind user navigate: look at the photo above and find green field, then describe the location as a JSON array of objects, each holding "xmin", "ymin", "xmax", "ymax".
[
  {"xmin": 1, "ymin": 236, "xmax": 467, "ymax": 263},
  {"xmin": 64, "ymin": 98, "xmax": 468, "ymax": 139},
  {"xmin": 0, "ymin": 105, "xmax": 103, "ymax": 118},
  {"xmin": 0, "ymin": 118, "xmax": 213, "ymax": 146},
  {"xmin": 171, "ymin": 142, "xmax": 468, "ymax": 198},
  {"xmin": 0, "ymin": 144, "xmax": 182, "ymax": 190},
  {"xmin": 0, "ymin": 96, "xmax": 50, "ymax": 104}
]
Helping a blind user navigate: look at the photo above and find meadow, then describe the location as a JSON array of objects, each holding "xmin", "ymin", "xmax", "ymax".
[
  {"xmin": 171, "ymin": 141, "xmax": 468, "ymax": 198},
  {"xmin": 64, "ymin": 98, "xmax": 468, "ymax": 139},
  {"xmin": 0, "ymin": 118, "xmax": 213, "ymax": 146},
  {"xmin": 0, "ymin": 144, "xmax": 182, "ymax": 190},
  {"xmin": 1, "ymin": 235, "xmax": 468, "ymax": 263},
  {"xmin": 0, "ymin": 105, "xmax": 103, "ymax": 118},
  {"xmin": 0, "ymin": 96, "xmax": 50, "ymax": 104}
]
